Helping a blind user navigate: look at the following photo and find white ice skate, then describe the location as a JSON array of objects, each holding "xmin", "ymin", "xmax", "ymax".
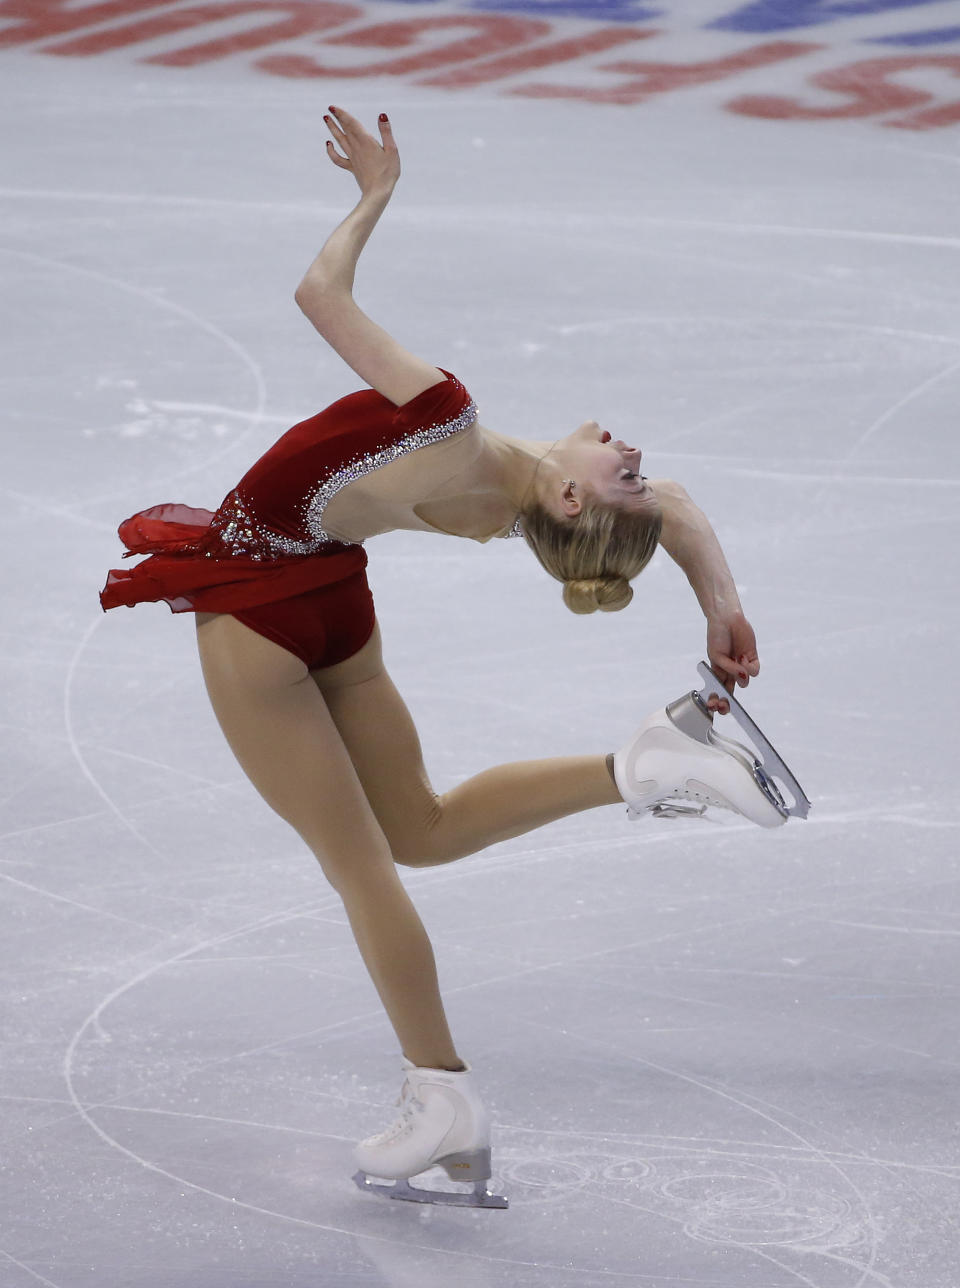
[
  {"xmin": 614, "ymin": 662, "xmax": 810, "ymax": 827},
  {"xmin": 352, "ymin": 1059, "xmax": 508, "ymax": 1210}
]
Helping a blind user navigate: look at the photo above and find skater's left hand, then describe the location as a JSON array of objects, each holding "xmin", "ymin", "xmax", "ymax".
[
  {"xmin": 323, "ymin": 106, "xmax": 400, "ymax": 198},
  {"xmin": 706, "ymin": 612, "xmax": 760, "ymax": 708}
]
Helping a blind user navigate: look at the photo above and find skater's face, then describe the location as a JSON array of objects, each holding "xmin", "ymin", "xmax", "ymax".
[{"xmin": 553, "ymin": 421, "xmax": 659, "ymax": 515}]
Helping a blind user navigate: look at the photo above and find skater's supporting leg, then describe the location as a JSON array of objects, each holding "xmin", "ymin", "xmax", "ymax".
[
  {"xmin": 195, "ymin": 612, "xmax": 462, "ymax": 1072},
  {"xmin": 313, "ymin": 626, "xmax": 622, "ymax": 869}
]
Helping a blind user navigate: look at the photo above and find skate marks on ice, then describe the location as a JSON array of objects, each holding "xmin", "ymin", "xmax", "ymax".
[
  {"xmin": 498, "ymin": 1147, "xmax": 873, "ymax": 1288},
  {"xmin": 49, "ymin": 832, "xmax": 937, "ymax": 1288},
  {"xmin": 1, "ymin": 246, "xmax": 269, "ymax": 508},
  {"xmin": 47, "ymin": 875, "xmax": 851, "ymax": 1284},
  {"xmin": 2, "ymin": 237, "xmax": 279, "ymax": 892},
  {"xmin": 0, "ymin": 1246, "xmax": 63, "ymax": 1288},
  {"xmin": 548, "ymin": 312, "xmax": 960, "ymax": 446},
  {"xmin": 493, "ymin": 1067, "xmax": 893, "ymax": 1288}
]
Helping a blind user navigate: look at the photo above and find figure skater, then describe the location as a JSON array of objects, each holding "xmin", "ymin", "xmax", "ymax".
[{"xmin": 100, "ymin": 107, "xmax": 804, "ymax": 1210}]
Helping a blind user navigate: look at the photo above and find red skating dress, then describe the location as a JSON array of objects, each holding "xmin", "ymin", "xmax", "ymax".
[{"xmin": 100, "ymin": 369, "xmax": 478, "ymax": 670}]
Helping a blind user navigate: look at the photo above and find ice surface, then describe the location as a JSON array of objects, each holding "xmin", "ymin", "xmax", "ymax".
[{"xmin": 2, "ymin": 6, "xmax": 959, "ymax": 1286}]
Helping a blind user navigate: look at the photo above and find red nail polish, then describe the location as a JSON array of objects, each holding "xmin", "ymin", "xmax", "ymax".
[{"xmin": 379, "ymin": 113, "xmax": 388, "ymax": 122}]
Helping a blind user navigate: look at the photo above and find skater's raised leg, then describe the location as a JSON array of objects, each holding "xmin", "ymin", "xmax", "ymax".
[{"xmin": 313, "ymin": 625, "xmax": 622, "ymax": 869}]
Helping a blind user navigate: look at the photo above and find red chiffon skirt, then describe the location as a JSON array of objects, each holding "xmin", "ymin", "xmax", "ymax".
[{"xmin": 99, "ymin": 502, "xmax": 367, "ymax": 615}]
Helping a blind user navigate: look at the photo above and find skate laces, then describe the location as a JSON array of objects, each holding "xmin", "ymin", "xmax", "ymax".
[
  {"xmin": 395, "ymin": 1078, "xmax": 423, "ymax": 1110},
  {"xmin": 370, "ymin": 1079, "xmax": 425, "ymax": 1146}
]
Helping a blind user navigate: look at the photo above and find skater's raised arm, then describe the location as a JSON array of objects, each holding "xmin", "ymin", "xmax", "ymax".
[
  {"xmin": 651, "ymin": 479, "xmax": 760, "ymax": 694},
  {"xmin": 295, "ymin": 107, "xmax": 445, "ymax": 408}
]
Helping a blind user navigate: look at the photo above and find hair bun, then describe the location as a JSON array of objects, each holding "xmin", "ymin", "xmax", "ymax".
[{"xmin": 562, "ymin": 576, "xmax": 633, "ymax": 615}]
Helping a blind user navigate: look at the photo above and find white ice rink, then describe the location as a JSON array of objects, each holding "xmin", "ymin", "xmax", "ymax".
[{"xmin": 3, "ymin": 2, "xmax": 959, "ymax": 1284}]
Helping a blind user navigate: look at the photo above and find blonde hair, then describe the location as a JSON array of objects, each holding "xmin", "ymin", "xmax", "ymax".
[{"xmin": 520, "ymin": 497, "xmax": 662, "ymax": 614}]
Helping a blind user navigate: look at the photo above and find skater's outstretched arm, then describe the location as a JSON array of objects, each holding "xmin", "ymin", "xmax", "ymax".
[
  {"xmin": 295, "ymin": 106, "xmax": 445, "ymax": 408},
  {"xmin": 650, "ymin": 479, "xmax": 760, "ymax": 696}
]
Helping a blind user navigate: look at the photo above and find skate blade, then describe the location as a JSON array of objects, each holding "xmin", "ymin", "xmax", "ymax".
[
  {"xmin": 650, "ymin": 801, "xmax": 708, "ymax": 820},
  {"xmin": 696, "ymin": 662, "xmax": 811, "ymax": 820},
  {"xmin": 352, "ymin": 1170, "xmax": 509, "ymax": 1210}
]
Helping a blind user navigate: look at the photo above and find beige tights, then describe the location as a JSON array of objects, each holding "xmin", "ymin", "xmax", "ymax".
[{"xmin": 195, "ymin": 614, "xmax": 622, "ymax": 1071}]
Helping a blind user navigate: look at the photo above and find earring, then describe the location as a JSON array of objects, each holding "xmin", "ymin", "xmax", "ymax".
[{"xmin": 562, "ymin": 479, "xmax": 576, "ymax": 490}]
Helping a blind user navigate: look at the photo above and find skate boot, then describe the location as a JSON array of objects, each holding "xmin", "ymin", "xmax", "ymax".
[
  {"xmin": 352, "ymin": 1059, "xmax": 508, "ymax": 1209},
  {"xmin": 613, "ymin": 663, "xmax": 810, "ymax": 828}
]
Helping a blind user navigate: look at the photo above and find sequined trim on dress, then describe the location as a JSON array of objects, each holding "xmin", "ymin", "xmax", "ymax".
[
  {"xmin": 207, "ymin": 397, "xmax": 478, "ymax": 560},
  {"xmin": 205, "ymin": 490, "xmax": 272, "ymax": 560}
]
